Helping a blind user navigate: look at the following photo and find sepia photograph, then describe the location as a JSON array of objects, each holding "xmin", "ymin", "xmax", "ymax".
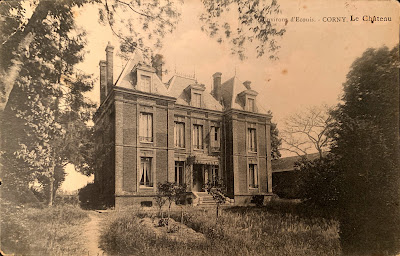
[{"xmin": 0, "ymin": 0, "xmax": 399, "ymax": 255}]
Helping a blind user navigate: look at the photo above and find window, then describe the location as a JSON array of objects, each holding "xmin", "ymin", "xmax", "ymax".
[
  {"xmin": 193, "ymin": 124, "xmax": 203, "ymax": 149},
  {"xmin": 174, "ymin": 122, "xmax": 185, "ymax": 148},
  {"xmin": 140, "ymin": 75, "xmax": 151, "ymax": 92},
  {"xmin": 140, "ymin": 113, "xmax": 153, "ymax": 142},
  {"xmin": 247, "ymin": 98, "xmax": 255, "ymax": 112},
  {"xmin": 193, "ymin": 93, "xmax": 201, "ymax": 108},
  {"xmin": 211, "ymin": 165, "xmax": 219, "ymax": 185},
  {"xmin": 247, "ymin": 128, "xmax": 257, "ymax": 152},
  {"xmin": 140, "ymin": 157, "xmax": 152, "ymax": 187},
  {"xmin": 175, "ymin": 161, "xmax": 185, "ymax": 185},
  {"xmin": 249, "ymin": 164, "xmax": 258, "ymax": 188},
  {"xmin": 210, "ymin": 126, "xmax": 220, "ymax": 151}
]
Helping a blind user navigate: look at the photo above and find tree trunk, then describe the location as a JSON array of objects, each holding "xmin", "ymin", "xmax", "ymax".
[
  {"xmin": 216, "ymin": 204, "xmax": 219, "ymax": 223},
  {"xmin": 0, "ymin": 1, "xmax": 50, "ymax": 111},
  {"xmin": 48, "ymin": 165, "xmax": 55, "ymax": 206}
]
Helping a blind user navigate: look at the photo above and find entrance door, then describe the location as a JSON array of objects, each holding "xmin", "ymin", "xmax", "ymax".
[{"xmin": 192, "ymin": 164, "xmax": 204, "ymax": 192}]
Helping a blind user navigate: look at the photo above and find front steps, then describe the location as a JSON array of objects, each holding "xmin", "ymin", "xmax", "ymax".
[{"xmin": 192, "ymin": 192, "xmax": 234, "ymax": 206}]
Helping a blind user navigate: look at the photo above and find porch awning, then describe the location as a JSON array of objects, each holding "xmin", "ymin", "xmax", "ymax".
[{"xmin": 192, "ymin": 156, "xmax": 219, "ymax": 165}]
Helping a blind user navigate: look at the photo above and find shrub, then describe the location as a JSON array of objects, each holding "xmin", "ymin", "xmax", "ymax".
[
  {"xmin": 78, "ymin": 182, "xmax": 102, "ymax": 209},
  {"xmin": 295, "ymin": 154, "xmax": 339, "ymax": 212},
  {"xmin": 251, "ymin": 195, "xmax": 264, "ymax": 207}
]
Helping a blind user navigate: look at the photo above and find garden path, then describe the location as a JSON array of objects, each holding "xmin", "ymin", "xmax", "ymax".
[{"xmin": 83, "ymin": 211, "xmax": 106, "ymax": 256}]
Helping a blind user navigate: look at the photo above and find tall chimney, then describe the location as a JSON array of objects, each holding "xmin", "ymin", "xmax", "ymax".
[
  {"xmin": 243, "ymin": 80, "xmax": 252, "ymax": 90},
  {"xmin": 106, "ymin": 42, "xmax": 114, "ymax": 92},
  {"xmin": 151, "ymin": 54, "xmax": 163, "ymax": 81},
  {"xmin": 99, "ymin": 60, "xmax": 107, "ymax": 103},
  {"xmin": 212, "ymin": 72, "xmax": 222, "ymax": 100}
]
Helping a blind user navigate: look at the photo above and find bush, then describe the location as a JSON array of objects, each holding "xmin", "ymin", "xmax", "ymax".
[
  {"xmin": 78, "ymin": 182, "xmax": 103, "ymax": 209},
  {"xmin": 295, "ymin": 154, "xmax": 339, "ymax": 212},
  {"xmin": 251, "ymin": 195, "xmax": 264, "ymax": 207}
]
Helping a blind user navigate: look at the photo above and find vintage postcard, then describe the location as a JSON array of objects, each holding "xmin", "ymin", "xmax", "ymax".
[{"xmin": 0, "ymin": 0, "xmax": 399, "ymax": 255}]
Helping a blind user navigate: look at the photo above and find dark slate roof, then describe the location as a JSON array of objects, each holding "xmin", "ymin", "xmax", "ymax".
[
  {"xmin": 219, "ymin": 76, "xmax": 267, "ymax": 114},
  {"xmin": 271, "ymin": 153, "xmax": 322, "ymax": 172},
  {"xmin": 166, "ymin": 75, "xmax": 223, "ymax": 111},
  {"xmin": 114, "ymin": 50, "xmax": 170, "ymax": 96}
]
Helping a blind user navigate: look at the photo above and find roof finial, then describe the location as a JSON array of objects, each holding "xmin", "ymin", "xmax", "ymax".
[{"xmin": 234, "ymin": 65, "xmax": 237, "ymax": 76}]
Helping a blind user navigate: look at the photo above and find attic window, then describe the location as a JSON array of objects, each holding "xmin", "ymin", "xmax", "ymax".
[
  {"xmin": 193, "ymin": 93, "xmax": 201, "ymax": 108},
  {"xmin": 247, "ymin": 98, "xmax": 255, "ymax": 112},
  {"xmin": 140, "ymin": 75, "xmax": 151, "ymax": 92}
]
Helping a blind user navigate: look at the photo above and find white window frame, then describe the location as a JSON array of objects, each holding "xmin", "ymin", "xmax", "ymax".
[
  {"xmin": 248, "ymin": 164, "xmax": 258, "ymax": 188},
  {"xmin": 140, "ymin": 75, "xmax": 151, "ymax": 93},
  {"xmin": 193, "ymin": 124, "xmax": 203, "ymax": 150},
  {"xmin": 174, "ymin": 122, "xmax": 185, "ymax": 148},
  {"xmin": 247, "ymin": 128, "xmax": 257, "ymax": 152},
  {"xmin": 247, "ymin": 98, "xmax": 255, "ymax": 112},
  {"xmin": 140, "ymin": 157, "xmax": 153, "ymax": 187},
  {"xmin": 140, "ymin": 113, "xmax": 153, "ymax": 142},
  {"xmin": 193, "ymin": 93, "xmax": 201, "ymax": 108},
  {"xmin": 210, "ymin": 126, "xmax": 220, "ymax": 151},
  {"xmin": 175, "ymin": 161, "xmax": 185, "ymax": 185}
]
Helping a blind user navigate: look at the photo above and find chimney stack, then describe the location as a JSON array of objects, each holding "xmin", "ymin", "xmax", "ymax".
[
  {"xmin": 212, "ymin": 72, "xmax": 222, "ymax": 100},
  {"xmin": 151, "ymin": 54, "xmax": 164, "ymax": 81},
  {"xmin": 106, "ymin": 42, "xmax": 114, "ymax": 92},
  {"xmin": 243, "ymin": 80, "xmax": 252, "ymax": 90},
  {"xmin": 99, "ymin": 60, "xmax": 107, "ymax": 103}
]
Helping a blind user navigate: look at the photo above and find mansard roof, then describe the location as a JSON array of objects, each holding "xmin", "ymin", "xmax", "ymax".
[
  {"xmin": 114, "ymin": 50, "xmax": 170, "ymax": 96},
  {"xmin": 219, "ymin": 76, "xmax": 267, "ymax": 114},
  {"xmin": 166, "ymin": 75, "xmax": 223, "ymax": 111},
  {"xmin": 112, "ymin": 50, "xmax": 266, "ymax": 113}
]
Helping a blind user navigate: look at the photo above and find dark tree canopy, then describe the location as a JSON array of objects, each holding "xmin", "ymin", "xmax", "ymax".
[
  {"xmin": 331, "ymin": 45, "xmax": 400, "ymax": 255},
  {"xmin": 270, "ymin": 121, "xmax": 281, "ymax": 160}
]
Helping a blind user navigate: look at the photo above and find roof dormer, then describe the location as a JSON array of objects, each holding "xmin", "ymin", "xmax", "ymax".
[
  {"xmin": 238, "ymin": 81, "xmax": 258, "ymax": 112},
  {"xmin": 185, "ymin": 82, "xmax": 206, "ymax": 108},
  {"xmin": 131, "ymin": 62, "xmax": 156, "ymax": 93}
]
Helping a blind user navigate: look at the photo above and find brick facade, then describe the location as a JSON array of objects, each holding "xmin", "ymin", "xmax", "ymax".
[{"xmin": 94, "ymin": 46, "xmax": 273, "ymax": 208}]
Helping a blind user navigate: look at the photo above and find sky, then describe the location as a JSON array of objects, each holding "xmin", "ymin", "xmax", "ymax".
[{"xmin": 61, "ymin": 0, "xmax": 399, "ymax": 192}]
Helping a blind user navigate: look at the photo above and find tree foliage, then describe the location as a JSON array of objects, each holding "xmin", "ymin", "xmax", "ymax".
[
  {"xmin": 204, "ymin": 178, "xmax": 227, "ymax": 222},
  {"xmin": 331, "ymin": 45, "xmax": 400, "ymax": 255},
  {"xmin": 294, "ymin": 154, "xmax": 339, "ymax": 211},
  {"xmin": 98, "ymin": 0, "xmax": 182, "ymax": 60},
  {"xmin": 156, "ymin": 182, "xmax": 187, "ymax": 227},
  {"xmin": 0, "ymin": 0, "xmax": 96, "ymax": 206},
  {"xmin": 200, "ymin": 0, "xmax": 286, "ymax": 60},
  {"xmin": 270, "ymin": 121, "xmax": 281, "ymax": 159}
]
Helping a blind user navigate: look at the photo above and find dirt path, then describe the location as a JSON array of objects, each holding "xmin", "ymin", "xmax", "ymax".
[{"xmin": 83, "ymin": 211, "xmax": 106, "ymax": 256}]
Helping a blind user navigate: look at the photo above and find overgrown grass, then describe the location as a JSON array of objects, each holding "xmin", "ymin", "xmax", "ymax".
[
  {"xmin": 1, "ymin": 199, "xmax": 89, "ymax": 255},
  {"xmin": 100, "ymin": 202, "xmax": 340, "ymax": 256}
]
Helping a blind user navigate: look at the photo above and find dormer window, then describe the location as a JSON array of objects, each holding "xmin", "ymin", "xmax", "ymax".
[
  {"xmin": 247, "ymin": 98, "xmax": 255, "ymax": 112},
  {"xmin": 193, "ymin": 93, "xmax": 201, "ymax": 108},
  {"xmin": 140, "ymin": 75, "xmax": 151, "ymax": 92},
  {"xmin": 185, "ymin": 83, "xmax": 205, "ymax": 108}
]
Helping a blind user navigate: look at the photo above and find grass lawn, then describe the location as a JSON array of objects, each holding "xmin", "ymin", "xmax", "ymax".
[
  {"xmin": 1, "ymin": 200, "xmax": 90, "ymax": 255},
  {"xmin": 100, "ymin": 201, "xmax": 340, "ymax": 256}
]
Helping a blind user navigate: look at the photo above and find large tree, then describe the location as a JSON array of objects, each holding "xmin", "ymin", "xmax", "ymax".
[
  {"xmin": 331, "ymin": 45, "xmax": 400, "ymax": 255},
  {"xmin": 281, "ymin": 105, "xmax": 333, "ymax": 158},
  {"xmin": 0, "ymin": 0, "xmax": 96, "ymax": 205}
]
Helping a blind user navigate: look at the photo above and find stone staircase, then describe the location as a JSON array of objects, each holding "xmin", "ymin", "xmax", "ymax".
[{"xmin": 192, "ymin": 192, "xmax": 234, "ymax": 206}]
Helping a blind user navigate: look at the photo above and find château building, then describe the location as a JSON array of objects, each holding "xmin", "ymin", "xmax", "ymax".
[{"xmin": 94, "ymin": 43, "xmax": 273, "ymax": 208}]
